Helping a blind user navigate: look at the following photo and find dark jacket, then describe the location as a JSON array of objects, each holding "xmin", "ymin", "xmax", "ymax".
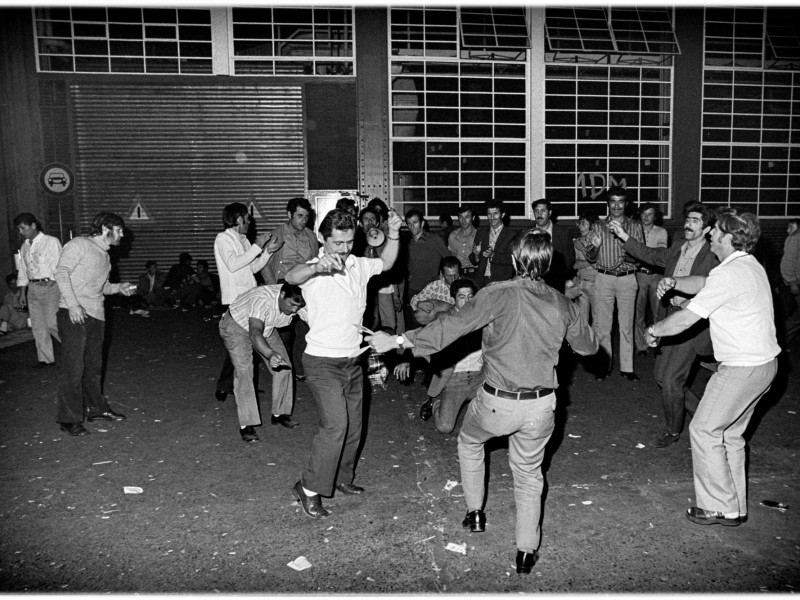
[
  {"xmin": 469, "ymin": 225, "xmax": 518, "ymax": 286},
  {"xmin": 543, "ymin": 222, "xmax": 576, "ymax": 293},
  {"xmin": 623, "ymin": 236, "xmax": 718, "ymax": 321}
]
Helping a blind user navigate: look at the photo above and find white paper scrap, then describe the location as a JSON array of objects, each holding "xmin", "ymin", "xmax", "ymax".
[
  {"xmin": 446, "ymin": 542, "xmax": 467, "ymax": 555},
  {"xmin": 582, "ymin": 501, "xmax": 593, "ymax": 505},
  {"xmin": 444, "ymin": 480, "xmax": 458, "ymax": 492},
  {"xmin": 568, "ymin": 434, "xmax": 581, "ymax": 438},
  {"xmin": 287, "ymin": 556, "xmax": 312, "ymax": 571},
  {"xmin": 123, "ymin": 486, "xmax": 143, "ymax": 494},
  {"xmin": 635, "ymin": 443, "xmax": 646, "ymax": 449}
]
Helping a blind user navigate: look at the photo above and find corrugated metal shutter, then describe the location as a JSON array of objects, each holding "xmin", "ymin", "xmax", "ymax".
[{"xmin": 70, "ymin": 83, "xmax": 305, "ymax": 281}]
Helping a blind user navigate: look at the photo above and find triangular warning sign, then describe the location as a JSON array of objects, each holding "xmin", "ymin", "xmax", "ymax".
[
  {"xmin": 128, "ymin": 197, "xmax": 152, "ymax": 221},
  {"xmin": 248, "ymin": 202, "xmax": 263, "ymax": 220}
]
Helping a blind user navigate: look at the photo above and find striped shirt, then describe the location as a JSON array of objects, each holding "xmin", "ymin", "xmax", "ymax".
[
  {"xmin": 586, "ymin": 216, "xmax": 644, "ymax": 273},
  {"xmin": 228, "ymin": 284, "xmax": 296, "ymax": 338}
]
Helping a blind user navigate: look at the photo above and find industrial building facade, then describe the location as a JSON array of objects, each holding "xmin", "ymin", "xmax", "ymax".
[{"xmin": 1, "ymin": 6, "xmax": 797, "ymax": 279}]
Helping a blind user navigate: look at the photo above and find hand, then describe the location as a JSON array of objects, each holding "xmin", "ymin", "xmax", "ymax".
[
  {"xmin": 657, "ymin": 277, "xmax": 676, "ymax": 299},
  {"xmin": 392, "ymin": 293, "xmax": 402, "ymax": 312},
  {"xmin": 791, "ymin": 283, "xmax": 800, "ymax": 296},
  {"xmin": 268, "ymin": 353, "xmax": 289, "ymax": 370},
  {"xmin": 607, "ymin": 220, "xmax": 629, "ymax": 242},
  {"xmin": 314, "ymin": 253, "xmax": 344, "ymax": 273},
  {"xmin": 265, "ymin": 238, "xmax": 284, "ymax": 254},
  {"xmin": 472, "ymin": 242, "xmax": 482, "ymax": 256},
  {"xmin": 68, "ymin": 305, "xmax": 86, "ymax": 325},
  {"xmin": 646, "ymin": 325, "xmax": 660, "ymax": 348},
  {"xmin": 393, "ymin": 362, "xmax": 411, "ymax": 381},
  {"xmin": 586, "ymin": 230, "xmax": 602, "ymax": 248},
  {"xmin": 119, "ymin": 282, "xmax": 137, "ymax": 296},
  {"xmin": 19, "ymin": 295, "xmax": 27, "ymax": 309},
  {"xmin": 254, "ymin": 232, "xmax": 272, "ymax": 249},
  {"xmin": 366, "ymin": 331, "xmax": 400, "ymax": 353},
  {"xmin": 482, "ymin": 247, "xmax": 493, "ymax": 258},
  {"xmin": 417, "ymin": 300, "xmax": 434, "ymax": 313},
  {"xmin": 386, "ymin": 210, "xmax": 403, "ymax": 235}
]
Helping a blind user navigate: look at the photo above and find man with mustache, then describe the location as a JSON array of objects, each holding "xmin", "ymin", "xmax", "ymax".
[
  {"xmin": 286, "ymin": 207, "xmax": 403, "ymax": 519},
  {"xmin": 608, "ymin": 201, "xmax": 718, "ymax": 448}
]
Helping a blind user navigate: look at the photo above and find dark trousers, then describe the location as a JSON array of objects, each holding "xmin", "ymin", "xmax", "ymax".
[
  {"xmin": 277, "ymin": 318, "xmax": 309, "ymax": 378},
  {"xmin": 56, "ymin": 309, "xmax": 110, "ymax": 423},
  {"xmin": 216, "ymin": 305, "xmax": 259, "ymax": 395},
  {"xmin": 301, "ymin": 354, "xmax": 364, "ymax": 497},
  {"xmin": 653, "ymin": 320, "xmax": 713, "ymax": 435}
]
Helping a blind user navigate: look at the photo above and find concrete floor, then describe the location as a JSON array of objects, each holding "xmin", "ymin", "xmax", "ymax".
[{"xmin": 0, "ymin": 305, "xmax": 798, "ymax": 593}]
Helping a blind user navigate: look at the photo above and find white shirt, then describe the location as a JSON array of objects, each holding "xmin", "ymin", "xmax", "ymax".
[
  {"xmin": 214, "ymin": 228, "xmax": 271, "ymax": 305},
  {"xmin": 17, "ymin": 232, "xmax": 62, "ymax": 286},
  {"xmin": 453, "ymin": 348, "xmax": 483, "ymax": 373},
  {"xmin": 300, "ymin": 250, "xmax": 383, "ymax": 357},
  {"xmin": 686, "ymin": 251, "xmax": 780, "ymax": 366}
]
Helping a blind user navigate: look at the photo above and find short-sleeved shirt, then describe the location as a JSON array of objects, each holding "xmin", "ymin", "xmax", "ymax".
[
  {"xmin": 229, "ymin": 284, "xmax": 295, "ymax": 338},
  {"xmin": 686, "ymin": 251, "xmax": 780, "ymax": 366},
  {"xmin": 300, "ymin": 250, "xmax": 383, "ymax": 357}
]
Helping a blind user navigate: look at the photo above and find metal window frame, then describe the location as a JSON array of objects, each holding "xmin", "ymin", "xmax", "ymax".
[{"xmin": 388, "ymin": 6, "xmax": 530, "ymax": 220}]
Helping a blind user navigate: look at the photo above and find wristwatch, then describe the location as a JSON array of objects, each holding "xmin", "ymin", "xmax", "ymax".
[{"xmin": 395, "ymin": 335, "xmax": 405, "ymax": 347}]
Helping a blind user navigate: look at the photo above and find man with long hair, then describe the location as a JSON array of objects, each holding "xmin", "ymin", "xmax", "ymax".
[{"xmin": 368, "ymin": 229, "xmax": 597, "ymax": 574}]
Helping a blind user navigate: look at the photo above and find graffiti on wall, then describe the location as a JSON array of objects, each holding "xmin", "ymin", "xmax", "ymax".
[{"xmin": 577, "ymin": 173, "xmax": 627, "ymax": 199}]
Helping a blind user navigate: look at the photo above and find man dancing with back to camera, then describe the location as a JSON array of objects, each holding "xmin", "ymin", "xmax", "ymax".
[{"xmin": 369, "ymin": 230, "xmax": 597, "ymax": 573}]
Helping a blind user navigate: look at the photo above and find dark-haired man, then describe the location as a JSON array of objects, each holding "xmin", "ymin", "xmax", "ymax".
[
  {"xmin": 368, "ymin": 230, "xmax": 597, "ymax": 574},
  {"xmin": 219, "ymin": 283, "xmax": 307, "ymax": 442},
  {"xmin": 584, "ymin": 186, "xmax": 644, "ymax": 381},
  {"xmin": 469, "ymin": 199, "xmax": 517, "ymax": 288},
  {"xmin": 609, "ymin": 201, "xmax": 718, "ymax": 448},
  {"xmin": 648, "ymin": 210, "xmax": 779, "ymax": 527},
  {"xmin": 54, "ymin": 212, "xmax": 137, "ymax": 436},
  {"xmin": 286, "ymin": 207, "xmax": 402, "ymax": 519},
  {"xmin": 404, "ymin": 209, "xmax": 452, "ymax": 327},
  {"xmin": 448, "ymin": 206, "xmax": 478, "ymax": 276},
  {"xmin": 213, "ymin": 202, "xmax": 281, "ymax": 403},
  {"xmin": 531, "ymin": 198, "xmax": 575, "ymax": 292},
  {"xmin": 261, "ymin": 197, "xmax": 319, "ymax": 382},
  {"xmin": 13, "ymin": 212, "xmax": 62, "ymax": 367}
]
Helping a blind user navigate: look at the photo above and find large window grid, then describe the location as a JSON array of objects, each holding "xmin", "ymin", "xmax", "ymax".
[
  {"xmin": 231, "ymin": 7, "xmax": 354, "ymax": 76},
  {"xmin": 701, "ymin": 8, "xmax": 800, "ymax": 217},
  {"xmin": 544, "ymin": 64, "xmax": 673, "ymax": 218},
  {"xmin": 389, "ymin": 7, "xmax": 528, "ymax": 219},
  {"xmin": 34, "ymin": 7, "xmax": 213, "ymax": 74}
]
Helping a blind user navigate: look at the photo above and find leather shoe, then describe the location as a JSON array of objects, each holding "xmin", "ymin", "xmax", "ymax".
[
  {"xmin": 335, "ymin": 482, "xmax": 365, "ymax": 495},
  {"xmin": 294, "ymin": 374, "xmax": 307, "ymax": 383},
  {"xmin": 214, "ymin": 389, "xmax": 227, "ymax": 402},
  {"xmin": 653, "ymin": 431, "xmax": 680, "ymax": 448},
  {"xmin": 59, "ymin": 422, "xmax": 89, "ymax": 436},
  {"xmin": 620, "ymin": 371, "xmax": 639, "ymax": 382},
  {"xmin": 271, "ymin": 414, "xmax": 300, "ymax": 429},
  {"xmin": 516, "ymin": 549, "xmax": 539, "ymax": 574},
  {"xmin": 86, "ymin": 409, "xmax": 126, "ymax": 422},
  {"xmin": 419, "ymin": 397, "xmax": 433, "ymax": 421},
  {"xmin": 293, "ymin": 481, "xmax": 331, "ymax": 519},
  {"xmin": 239, "ymin": 425, "xmax": 260, "ymax": 443},
  {"xmin": 686, "ymin": 506, "xmax": 740, "ymax": 527},
  {"xmin": 34, "ymin": 361, "xmax": 54, "ymax": 368},
  {"xmin": 462, "ymin": 509, "xmax": 486, "ymax": 533}
]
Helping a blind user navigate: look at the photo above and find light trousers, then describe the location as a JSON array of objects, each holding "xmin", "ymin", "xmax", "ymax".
[
  {"xmin": 689, "ymin": 359, "xmax": 777, "ymax": 516},
  {"xmin": 591, "ymin": 272, "xmax": 638, "ymax": 373},
  {"xmin": 219, "ymin": 312, "xmax": 293, "ymax": 427},
  {"xmin": 27, "ymin": 281, "xmax": 61, "ymax": 363},
  {"xmin": 458, "ymin": 387, "xmax": 556, "ymax": 553}
]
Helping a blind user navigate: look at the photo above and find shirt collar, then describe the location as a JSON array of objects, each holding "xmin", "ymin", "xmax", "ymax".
[{"xmin": 718, "ymin": 249, "xmax": 748, "ymax": 267}]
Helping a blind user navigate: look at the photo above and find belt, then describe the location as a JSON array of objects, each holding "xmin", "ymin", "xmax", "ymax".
[
  {"xmin": 29, "ymin": 278, "xmax": 52, "ymax": 283},
  {"xmin": 637, "ymin": 267, "xmax": 653, "ymax": 275},
  {"xmin": 462, "ymin": 267, "xmax": 477, "ymax": 274},
  {"xmin": 483, "ymin": 382, "xmax": 554, "ymax": 400},
  {"xmin": 595, "ymin": 267, "xmax": 635, "ymax": 277}
]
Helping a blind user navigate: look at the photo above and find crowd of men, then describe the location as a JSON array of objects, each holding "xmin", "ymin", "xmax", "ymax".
[{"xmin": 6, "ymin": 190, "xmax": 798, "ymax": 575}]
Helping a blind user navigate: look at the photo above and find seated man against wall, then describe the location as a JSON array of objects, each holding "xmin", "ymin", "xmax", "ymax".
[
  {"xmin": 0, "ymin": 272, "xmax": 29, "ymax": 335},
  {"xmin": 137, "ymin": 261, "xmax": 167, "ymax": 308},
  {"xmin": 191, "ymin": 259, "xmax": 220, "ymax": 307},
  {"xmin": 218, "ymin": 282, "xmax": 307, "ymax": 443}
]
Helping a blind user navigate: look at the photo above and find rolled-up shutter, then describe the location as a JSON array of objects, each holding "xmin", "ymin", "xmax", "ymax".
[{"xmin": 71, "ymin": 83, "xmax": 305, "ymax": 280}]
